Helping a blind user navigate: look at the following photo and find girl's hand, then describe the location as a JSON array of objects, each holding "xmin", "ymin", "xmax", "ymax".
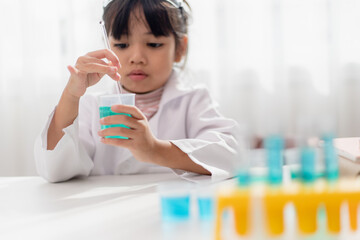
[
  {"xmin": 66, "ymin": 49, "xmax": 121, "ymax": 98},
  {"xmin": 97, "ymin": 105, "xmax": 211, "ymax": 175},
  {"xmin": 97, "ymin": 105, "xmax": 159, "ymax": 162}
]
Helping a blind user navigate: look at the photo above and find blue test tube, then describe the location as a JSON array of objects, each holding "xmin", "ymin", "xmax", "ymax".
[
  {"xmin": 237, "ymin": 169, "xmax": 251, "ymax": 187},
  {"xmin": 300, "ymin": 146, "xmax": 316, "ymax": 183},
  {"xmin": 161, "ymin": 195, "xmax": 190, "ymax": 221},
  {"xmin": 265, "ymin": 135, "xmax": 284, "ymax": 185},
  {"xmin": 236, "ymin": 131, "xmax": 252, "ymax": 187},
  {"xmin": 322, "ymin": 134, "xmax": 339, "ymax": 181},
  {"xmin": 196, "ymin": 183, "xmax": 216, "ymax": 221},
  {"xmin": 198, "ymin": 197, "xmax": 214, "ymax": 221},
  {"xmin": 158, "ymin": 182, "xmax": 192, "ymax": 222}
]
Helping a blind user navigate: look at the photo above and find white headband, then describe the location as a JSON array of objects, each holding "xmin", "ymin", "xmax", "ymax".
[
  {"xmin": 164, "ymin": 0, "xmax": 183, "ymax": 9},
  {"xmin": 103, "ymin": 0, "xmax": 112, "ymax": 8},
  {"xmin": 104, "ymin": 0, "xmax": 184, "ymax": 9}
]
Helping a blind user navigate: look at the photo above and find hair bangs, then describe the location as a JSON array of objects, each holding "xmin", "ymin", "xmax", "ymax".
[
  {"xmin": 104, "ymin": 0, "xmax": 175, "ymax": 40},
  {"xmin": 106, "ymin": 0, "xmax": 137, "ymax": 39},
  {"xmin": 142, "ymin": 1, "xmax": 175, "ymax": 37}
]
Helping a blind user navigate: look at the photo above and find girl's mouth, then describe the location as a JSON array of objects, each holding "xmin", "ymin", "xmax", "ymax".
[{"xmin": 128, "ymin": 70, "xmax": 148, "ymax": 81}]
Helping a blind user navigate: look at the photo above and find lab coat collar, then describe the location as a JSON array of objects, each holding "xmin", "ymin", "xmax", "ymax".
[
  {"xmin": 159, "ymin": 69, "xmax": 192, "ymax": 108},
  {"xmin": 148, "ymin": 69, "xmax": 193, "ymax": 138}
]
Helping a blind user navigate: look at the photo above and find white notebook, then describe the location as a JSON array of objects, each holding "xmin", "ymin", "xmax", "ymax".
[{"xmin": 334, "ymin": 137, "xmax": 360, "ymax": 162}]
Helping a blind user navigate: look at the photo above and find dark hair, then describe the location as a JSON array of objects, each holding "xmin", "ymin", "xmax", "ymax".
[{"xmin": 103, "ymin": 0, "xmax": 190, "ymax": 53}]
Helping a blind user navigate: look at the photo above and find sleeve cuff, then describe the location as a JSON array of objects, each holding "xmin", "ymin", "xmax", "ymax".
[
  {"xmin": 169, "ymin": 140, "xmax": 235, "ymax": 183},
  {"xmin": 34, "ymin": 107, "xmax": 92, "ymax": 183},
  {"xmin": 38, "ymin": 107, "xmax": 80, "ymax": 151}
]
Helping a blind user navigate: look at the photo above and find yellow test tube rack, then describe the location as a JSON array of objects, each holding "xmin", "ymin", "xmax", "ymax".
[{"xmin": 215, "ymin": 178, "xmax": 360, "ymax": 240}]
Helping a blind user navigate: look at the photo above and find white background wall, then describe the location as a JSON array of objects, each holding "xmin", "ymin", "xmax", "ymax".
[{"xmin": 1, "ymin": 0, "xmax": 360, "ymax": 176}]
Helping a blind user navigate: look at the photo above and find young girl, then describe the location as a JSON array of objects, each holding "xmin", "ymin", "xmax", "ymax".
[{"xmin": 34, "ymin": 0, "xmax": 241, "ymax": 183}]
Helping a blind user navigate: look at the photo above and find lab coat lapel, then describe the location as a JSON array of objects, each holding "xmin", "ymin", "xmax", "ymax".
[
  {"xmin": 160, "ymin": 70, "xmax": 189, "ymax": 106},
  {"xmin": 149, "ymin": 70, "xmax": 189, "ymax": 138}
]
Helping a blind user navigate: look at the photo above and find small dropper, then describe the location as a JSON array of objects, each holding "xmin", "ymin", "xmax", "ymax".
[{"xmin": 99, "ymin": 20, "xmax": 123, "ymax": 94}]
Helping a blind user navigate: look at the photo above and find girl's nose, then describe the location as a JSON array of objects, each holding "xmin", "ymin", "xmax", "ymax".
[{"xmin": 129, "ymin": 46, "xmax": 146, "ymax": 65}]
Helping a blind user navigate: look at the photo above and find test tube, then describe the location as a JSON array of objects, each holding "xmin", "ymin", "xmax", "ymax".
[
  {"xmin": 322, "ymin": 133, "xmax": 339, "ymax": 181},
  {"xmin": 196, "ymin": 183, "xmax": 216, "ymax": 221},
  {"xmin": 99, "ymin": 20, "xmax": 123, "ymax": 94},
  {"xmin": 300, "ymin": 146, "xmax": 316, "ymax": 184},
  {"xmin": 265, "ymin": 135, "xmax": 284, "ymax": 185},
  {"xmin": 237, "ymin": 130, "xmax": 251, "ymax": 187},
  {"xmin": 158, "ymin": 181, "xmax": 192, "ymax": 222}
]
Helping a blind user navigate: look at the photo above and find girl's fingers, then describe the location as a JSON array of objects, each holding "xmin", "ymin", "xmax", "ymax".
[
  {"xmin": 76, "ymin": 62, "xmax": 116, "ymax": 74},
  {"xmin": 99, "ymin": 126, "xmax": 134, "ymax": 139},
  {"xmin": 67, "ymin": 65, "xmax": 79, "ymax": 75},
  {"xmin": 100, "ymin": 137, "xmax": 132, "ymax": 148},
  {"xmin": 86, "ymin": 49, "xmax": 121, "ymax": 69},
  {"xmin": 111, "ymin": 105, "xmax": 145, "ymax": 120},
  {"xmin": 82, "ymin": 56, "xmax": 108, "ymax": 66},
  {"xmin": 100, "ymin": 114, "xmax": 139, "ymax": 129},
  {"xmin": 76, "ymin": 62, "xmax": 120, "ymax": 80},
  {"xmin": 76, "ymin": 55, "xmax": 121, "ymax": 80}
]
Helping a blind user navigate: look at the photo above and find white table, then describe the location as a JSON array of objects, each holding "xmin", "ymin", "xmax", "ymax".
[
  {"xmin": 0, "ymin": 173, "xmax": 190, "ymax": 240},
  {"xmin": 2, "ymin": 158, "xmax": 360, "ymax": 240}
]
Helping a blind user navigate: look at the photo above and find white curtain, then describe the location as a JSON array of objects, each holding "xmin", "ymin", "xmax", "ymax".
[
  {"xmin": 0, "ymin": 0, "xmax": 104, "ymax": 175},
  {"xmin": 188, "ymin": 0, "xmax": 360, "ymax": 140},
  {"xmin": 1, "ymin": 0, "xmax": 360, "ymax": 176}
]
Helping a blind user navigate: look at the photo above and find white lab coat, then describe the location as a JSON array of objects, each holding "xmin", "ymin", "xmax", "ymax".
[{"xmin": 34, "ymin": 71, "xmax": 242, "ymax": 183}]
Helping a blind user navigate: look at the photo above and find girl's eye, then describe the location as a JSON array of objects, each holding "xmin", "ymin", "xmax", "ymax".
[
  {"xmin": 114, "ymin": 43, "xmax": 129, "ymax": 49},
  {"xmin": 147, "ymin": 43, "xmax": 163, "ymax": 48}
]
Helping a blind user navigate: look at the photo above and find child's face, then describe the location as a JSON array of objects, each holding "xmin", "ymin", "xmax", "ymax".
[{"xmin": 110, "ymin": 9, "xmax": 184, "ymax": 94}]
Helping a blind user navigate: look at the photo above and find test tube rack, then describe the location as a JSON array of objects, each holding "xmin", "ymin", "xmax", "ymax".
[{"xmin": 215, "ymin": 178, "xmax": 360, "ymax": 240}]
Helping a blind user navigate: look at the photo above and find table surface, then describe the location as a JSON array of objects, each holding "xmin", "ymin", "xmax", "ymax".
[
  {"xmin": 2, "ymin": 154, "xmax": 360, "ymax": 240},
  {"xmin": 0, "ymin": 173, "xmax": 193, "ymax": 240}
]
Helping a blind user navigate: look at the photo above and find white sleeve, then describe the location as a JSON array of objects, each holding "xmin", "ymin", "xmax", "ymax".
[
  {"xmin": 34, "ymin": 98, "xmax": 95, "ymax": 183},
  {"xmin": 170, "ymin": 88, "xmax": 242, "ymax": 182}
]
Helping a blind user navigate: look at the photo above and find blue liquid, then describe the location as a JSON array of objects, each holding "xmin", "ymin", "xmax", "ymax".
[
  {"xmin": 322, "ymin": 134, "xmax": 339, "ymax": 181},
  {"xmin": 198, "ymin": 197, "xmax": 214, "ymax": 220},
  {"xmin": 237, "ymin": 170, "xmax": 251, "ymax": 186},
  {"xmin": 300, "ymin": 147, "xmax": 316, "ymax": 183},
  {"xmin": 265, "ymin": 135, "xmax": 284, "ymax": 185},
  {"xmin": 291, "ymin": 170, "xmax": 324, "ymax": 180},
  {"xmin": 161, "ymin": 196, "xmax": 190, "ymax": 222},
  {"xmin": 99, "ymin": 106, "xmax": 131, "ymax": 139}
]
